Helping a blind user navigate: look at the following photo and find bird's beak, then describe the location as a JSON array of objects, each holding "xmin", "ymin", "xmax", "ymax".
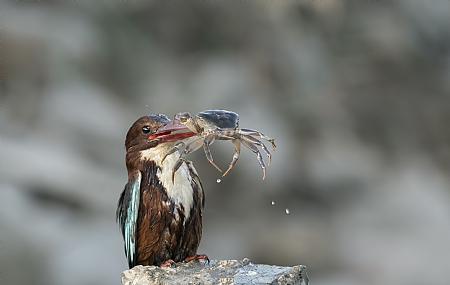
[{"xmin": 149, "ymin": 120, "xmax": 195, "ymax": 143}]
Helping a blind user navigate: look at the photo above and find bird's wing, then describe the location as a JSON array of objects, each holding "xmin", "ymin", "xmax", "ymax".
[{"xmin": 117, "ymin": 172, "xmax": 141, "ymax": 268}]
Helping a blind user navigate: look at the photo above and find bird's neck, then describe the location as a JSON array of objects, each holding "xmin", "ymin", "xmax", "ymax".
[
  {"xmin": 138, "ymin": 143, "xmax": 173, "ymax": 165},
  {"xmin": 138, "ymin": 143, "xmax": 195, "ymax": 219}
]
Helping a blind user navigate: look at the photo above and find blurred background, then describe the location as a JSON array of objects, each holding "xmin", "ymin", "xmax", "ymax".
[{"xmin": 2, "ymin": 2, "xmax": 450, "ymax": 285}]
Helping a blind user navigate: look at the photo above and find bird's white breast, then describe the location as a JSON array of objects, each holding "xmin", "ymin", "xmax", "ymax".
[{"xmin": 140, "ymin": 144, "xmax": 194, "ymax": 220}]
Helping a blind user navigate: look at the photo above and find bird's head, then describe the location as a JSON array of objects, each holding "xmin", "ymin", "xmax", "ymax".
[{"xmin": 125, "ymin": 114, "xmax": 195, "ymax": 171}]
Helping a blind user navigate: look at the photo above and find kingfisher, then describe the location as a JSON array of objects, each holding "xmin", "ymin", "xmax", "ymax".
[{"xmin": 116, "ymin": 114, "xmax": 207, "ymax": 268}]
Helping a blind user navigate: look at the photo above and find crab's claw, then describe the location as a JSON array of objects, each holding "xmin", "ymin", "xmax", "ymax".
[{"xmin": 149, "ymin": 119, "xmax": 196, "ymax": 143}]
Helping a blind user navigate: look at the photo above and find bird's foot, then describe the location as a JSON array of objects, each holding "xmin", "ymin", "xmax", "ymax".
[
  {"xmin": 160, "ymin": 259, "xmax": 176, "ymax": 268},
  {"xmin": 184, "ymin": 254, "xmax": 210, "ymax": 264}
]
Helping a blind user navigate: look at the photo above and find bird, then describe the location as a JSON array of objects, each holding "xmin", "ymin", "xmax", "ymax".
[{"xmin": 116, "ymin": 114, "xmax": 207, "ymax": 268}]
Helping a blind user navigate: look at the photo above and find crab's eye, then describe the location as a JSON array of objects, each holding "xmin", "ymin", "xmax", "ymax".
[
  {"xmin": 142, "ymin": 126, "xmax": 151, "ymax": 134},
  {"xmin": 176, "ymin": 112, "xmax": 190, "ymax": 123},
  {"xmin": 179, "ymin": 115, "xmax": 190, "ymax": 123}
]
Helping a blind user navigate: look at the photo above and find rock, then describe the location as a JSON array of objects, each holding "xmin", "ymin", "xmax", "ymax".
[{"xmin": 121, "ymin": 258, "xmax": 309, "ymax": 285}]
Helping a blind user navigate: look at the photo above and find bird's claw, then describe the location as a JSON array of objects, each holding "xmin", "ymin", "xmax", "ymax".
[
  {"xmin": 160, "ymin": 259, "xmax": 176, "ymax": 268},
  {"xmin": 184, "ymin": 254, "xmax": 210, "ymax": 264}
]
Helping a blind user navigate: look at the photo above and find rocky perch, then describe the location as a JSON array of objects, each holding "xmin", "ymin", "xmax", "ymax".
[{"xmin": 121, "ymin": 258, "xmax": 309, "ymax": 285}]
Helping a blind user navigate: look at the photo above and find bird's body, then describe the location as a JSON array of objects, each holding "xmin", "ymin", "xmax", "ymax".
[{"xmin": 116, "ymin": 114, "xmax": 204, "ymax": 268}]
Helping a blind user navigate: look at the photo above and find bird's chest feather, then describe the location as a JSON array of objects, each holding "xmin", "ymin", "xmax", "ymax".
[{"xmin": 140, "ymin": 145, "xmax": 194, "ymax": 220}]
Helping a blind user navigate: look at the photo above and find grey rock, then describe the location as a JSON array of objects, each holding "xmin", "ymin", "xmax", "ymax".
[{"xmin": 121, "ymin": 259, "xmax": 309, "ymax": 285}]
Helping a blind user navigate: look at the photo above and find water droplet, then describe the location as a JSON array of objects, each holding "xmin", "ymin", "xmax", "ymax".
[
  {"xmin": 145, "ymin": 104, "xmax": 148, "ymax": 107},
  {"xmin": 271, "ymin": 201, "xmax": 275, "ymax": 205},
  {"xmin": 216, "ymin": 179, "xmax": 221, "ymax": 183},
  {"xmin": 285, "ymin": 208, "xmax": 290, "ymax": 214}
]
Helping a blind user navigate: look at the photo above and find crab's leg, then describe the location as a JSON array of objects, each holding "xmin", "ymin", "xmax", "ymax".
[
  {"xmin": 222, "ymin": 139, "xmax": 241, "ymax": 177},
  {"xmin": 162, "ymin": 140, "xmax": 188, "ymax": 163},
  {"xmin": 171, "ymin": 157, "xmax": 184, "ymax": 183},
  {"xmin": 241, "ymin": 135, "xmax": 273, "ymax": 166},
  {"xmin": 240, "ymin": 138, "xmax": 267, "ymax": 180},
  {"xmin": 203, "ymin": 133, "xmax": 222, "ymax": 173},
  {"xmin": 171, "ymin": 137, "xmax": 204, "ymax": 183},
  {"xmin": 239, "ymin": 128, "xmax": 276, "ymax": 150}
]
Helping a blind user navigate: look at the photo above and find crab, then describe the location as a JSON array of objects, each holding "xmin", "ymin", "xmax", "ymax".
[{"xmin": 156, "ymin": 109, "xmax": 276, "ymax": 182}]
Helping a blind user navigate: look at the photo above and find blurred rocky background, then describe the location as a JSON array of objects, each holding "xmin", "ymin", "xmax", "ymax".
[{"xmin": 2, "ymin": 2, "xmax": 450, "ymax": 285}]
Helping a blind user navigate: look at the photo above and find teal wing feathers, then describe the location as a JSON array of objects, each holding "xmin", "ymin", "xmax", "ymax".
[{"xmin": 117, "ymin": 172, "xmax": 141, "ymax": 268}]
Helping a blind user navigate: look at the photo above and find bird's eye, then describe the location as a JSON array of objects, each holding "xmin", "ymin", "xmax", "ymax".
[{"xmin": 142, "ymin": 126, "xmax": 151, "ymax": 134}]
